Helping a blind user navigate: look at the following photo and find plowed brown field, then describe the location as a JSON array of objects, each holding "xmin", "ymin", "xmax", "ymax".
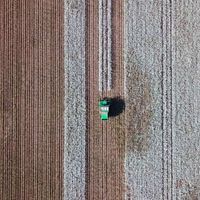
[
  {"xmin": 0, "ymin": 1, "xmax": 64, "ymax": 199},
  {"xmin": 86, "ymin": 1, "xmax": 125, "ymax": 199}
]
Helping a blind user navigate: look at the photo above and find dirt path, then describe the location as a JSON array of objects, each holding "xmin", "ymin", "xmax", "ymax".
[
  {"xmin": 0, "ymin": 1, "xmax": 64, "ymax": 199},
  {"xmin": 86, "ymin": 1, "xmax": 125, "ymax": 199}
]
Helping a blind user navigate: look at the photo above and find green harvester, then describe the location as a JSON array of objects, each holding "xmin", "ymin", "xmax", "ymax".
[{"xmin": 98, "ymin": 99, "xmax": 111, "ymax": 120}]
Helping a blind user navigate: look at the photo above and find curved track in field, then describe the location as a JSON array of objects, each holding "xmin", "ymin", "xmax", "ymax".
[{"xmin": 86, "ymin": 1, "xmax": 125, "ymax": 199}]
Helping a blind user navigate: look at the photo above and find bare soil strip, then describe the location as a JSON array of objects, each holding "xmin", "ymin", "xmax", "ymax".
[
  {"xmin": 86, "ymin": 0, "xmax": 125, "ymax": 199},
  {"xmin": 0, "ymin": 1, "xmax": 64, "ymax": 199}
]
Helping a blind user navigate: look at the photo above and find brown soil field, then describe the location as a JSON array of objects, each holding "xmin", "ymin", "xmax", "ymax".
[
  {"xmin": 0, "ymin": 1, "xmax": 64, "ymax": 199},
  {"xmin": 86, "ymin": 1, "xmax": 125, "ymax": 199}
]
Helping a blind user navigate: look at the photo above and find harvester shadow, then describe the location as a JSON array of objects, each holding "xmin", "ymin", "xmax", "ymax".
[{"xmin": 109, "ymin": 97, "xmax": 125, "ymax": 117}]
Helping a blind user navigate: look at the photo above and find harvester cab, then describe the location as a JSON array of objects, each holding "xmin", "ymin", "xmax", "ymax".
[{"xmin": 99, "ymin": 98, "xmax": 111, "ymax": 120}]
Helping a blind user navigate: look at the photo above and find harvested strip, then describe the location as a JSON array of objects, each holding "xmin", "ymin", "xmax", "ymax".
[
  {"xmin": 0, "ymin": 0, "xmax": 64, "ymax": 199},
  {"xmin": 86, "ymin": 0, "xmax": 100, "ymax": 199},
  {"xmin": 87, "ymin": 0, "xmax": 125, "ymax": 199}
]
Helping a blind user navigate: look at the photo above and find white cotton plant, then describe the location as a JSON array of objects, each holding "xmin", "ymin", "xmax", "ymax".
[
  {"xmin": 99, "ymin": 0, "xmax": 103, "ymax": 92},
  {"xmin": 64, "ymin": 1, "xmax": 86, "ymax": 199},
  {"xmin": 102, "ymin": 0, "xmax": 107, "ymax": 91},
  {"xmin": 107, "ymin": 0, "xmax": 112, "ymax": 91},
  {"xmin": 99, "ymin": 0, "xmax": 112, "ymax": 92}
]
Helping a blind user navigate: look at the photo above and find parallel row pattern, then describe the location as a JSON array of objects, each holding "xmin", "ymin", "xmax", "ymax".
[
  {"xmin": 125, "ymin": 0, "xmax": 200, "ymax": 199},
  {"xmin": 98, "ymin": 0, "xmax": 112, "ymax": 92},
  {"xmin": 0, "ymin": 1, "xmax": 64, "ymax": 199},
  {"xmin": 86, "ymin": 0, "xmax": 125, "ymax": 199},
  {"xmin": 173, "ymin": 0, "xmax": 200, "ymax": 199},
  {"xmin": 124, "ymin": 0, "xmax": 164, "ymax": 199},
  {"xmin": 64, "ymin": 0, "xmax": 86, "ymax": 199}
]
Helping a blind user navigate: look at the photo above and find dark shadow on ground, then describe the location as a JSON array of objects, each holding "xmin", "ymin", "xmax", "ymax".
[{"xmin": 109, "ymin": 97, "xmax": 125, "ymax": 117}]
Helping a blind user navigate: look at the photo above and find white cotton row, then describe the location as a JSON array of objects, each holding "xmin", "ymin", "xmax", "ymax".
[
  {"xmin": 99, "ymin": 0, "xmax": 103, "ymax": 92},
  {"xmin": 107, "ymin": 0, "xmax": 112, "ymax": 91},
  {"xmin": 99, "ymin": 0, "xmax": 112, "ymax": 92}
]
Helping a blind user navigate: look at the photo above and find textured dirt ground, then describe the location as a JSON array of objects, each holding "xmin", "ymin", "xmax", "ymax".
[
  {"xmin": 86, "ymin": 0, "xmax": 125, "ymax": 199},
  {"xmin": 0, "ymin": 1, "xmax": 64, "ymax": 199}
]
